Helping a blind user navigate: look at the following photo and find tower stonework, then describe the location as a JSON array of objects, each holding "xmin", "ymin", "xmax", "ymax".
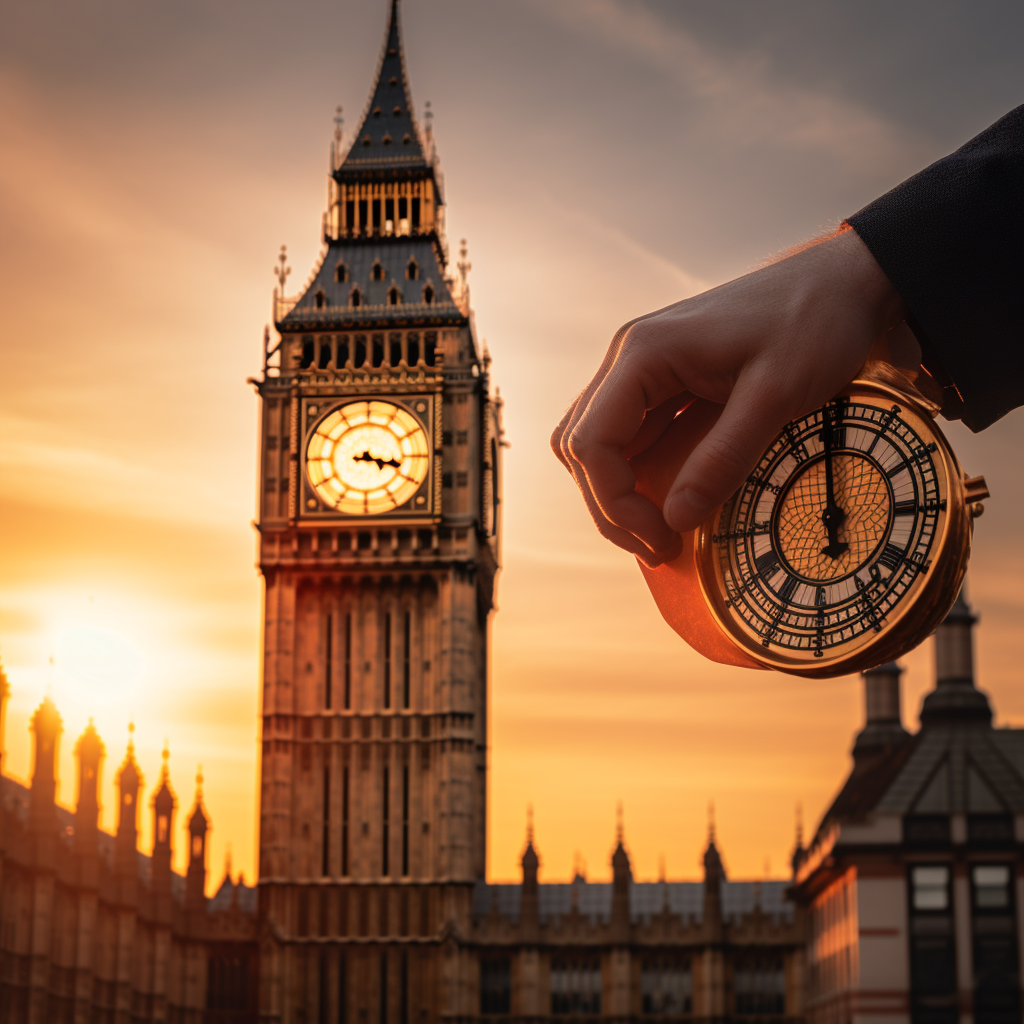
[{"xmin": 253, "ymin": 2, "xmax": 502, "ymax": 1018}]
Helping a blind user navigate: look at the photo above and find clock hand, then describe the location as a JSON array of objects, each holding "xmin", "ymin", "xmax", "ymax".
[
  {"xmin": 820, "ymin": 404, "xmax": 849, "ymax": 560},
  {"xmin": 354, "ymin": 451, "xmax": 401, "ymax": 471}
]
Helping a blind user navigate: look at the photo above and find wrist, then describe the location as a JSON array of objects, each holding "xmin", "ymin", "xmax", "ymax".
[{"xmin": 830, "ymin": 224, "xmax": 908, "ymax": 331}]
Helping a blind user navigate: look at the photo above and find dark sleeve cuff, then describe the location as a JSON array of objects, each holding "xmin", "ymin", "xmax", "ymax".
[{"xmin": 847, "ymin": 105, "xmax": 1024, "ymax": 432}]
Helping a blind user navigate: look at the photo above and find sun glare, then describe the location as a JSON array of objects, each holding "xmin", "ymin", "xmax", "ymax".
[{"xmin": 53, "ymin": 622, "xmax": 147, "ymax": 709}]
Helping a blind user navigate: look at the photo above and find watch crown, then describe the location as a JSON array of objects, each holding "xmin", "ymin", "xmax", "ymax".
[{"xmin": 964, "ymin": 475, "xmax": 990, "ymax": 503}]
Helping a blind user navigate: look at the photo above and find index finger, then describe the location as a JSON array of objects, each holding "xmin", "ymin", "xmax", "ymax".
[{"xmin": 567, "ymin": 347, "xmax": 689, "ymax": 554}]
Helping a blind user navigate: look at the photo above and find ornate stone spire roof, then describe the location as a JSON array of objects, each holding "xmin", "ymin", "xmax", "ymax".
[
  {"xmin": 75, "ymin": 718, "xmax": 104, "ymax": 765},
  {"xmin": 189, "ymin": 765, "xmax": 209, "ymax": 835},
  {"xmin": 116, "ymin": 722, "xmax": 142, "ymax": 793},
  {"xmin": 336, "ymin": 0, "xmax": 430, "ymax": 176},
  {"xmin": 703, "ymin": 802, "xmax": 725, "ymax": 884},
  {"xmin": 153, "ymin": 742, "xmax": 176, "ymax": 815}
]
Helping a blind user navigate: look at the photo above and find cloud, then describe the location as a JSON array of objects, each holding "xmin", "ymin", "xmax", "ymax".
[{"xmin": 532, "ymin": 0, "xmax": 929, "ymax": 173}]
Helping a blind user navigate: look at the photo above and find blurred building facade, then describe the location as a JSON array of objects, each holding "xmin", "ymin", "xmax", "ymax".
[
  {"xmin": 0, "ymin": 679, "xmax": 259, "ymax": 1022},
  {"xmin": 792, "ymin": 589, "xmax": 1024, "ymax": 1024}
]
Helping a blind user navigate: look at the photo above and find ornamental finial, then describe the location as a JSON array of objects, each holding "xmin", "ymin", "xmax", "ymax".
[{"xmin": 274, "ymin": 245, "xmax": 291, "ymax": 292}]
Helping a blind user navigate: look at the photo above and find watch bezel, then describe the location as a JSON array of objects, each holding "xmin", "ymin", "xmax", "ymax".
[{"xmin": 692, "ymin": 380, "xmax": 971, "ymax": 678}]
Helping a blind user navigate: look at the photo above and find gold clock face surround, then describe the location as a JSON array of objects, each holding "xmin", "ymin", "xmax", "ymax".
[
  {"xmin": 305, "ymin": 400, "xmax": 430, "ymax": 516},
  {"xmin": 694, "ymin": 382, "xmax": 968, "ymax": 675}
]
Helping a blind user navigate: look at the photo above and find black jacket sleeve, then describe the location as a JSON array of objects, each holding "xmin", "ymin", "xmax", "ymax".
[{"xmin": 847, "ymin": 105, "xmax": 1024, "ymax": 431}]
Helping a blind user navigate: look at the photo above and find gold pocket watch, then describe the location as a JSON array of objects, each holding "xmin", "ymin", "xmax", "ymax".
[{"xmin": 631, "ymin": 366, "xmax": 989, "ymax": 678}]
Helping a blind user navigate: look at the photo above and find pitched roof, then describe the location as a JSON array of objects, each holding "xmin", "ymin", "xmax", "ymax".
[
  {"xmin": 278, "ymin": 237, "xmax": 464, "ymax": 330},
  {"xmin": 876, "ymin": 722, "xmax": 1024, "ymax": 815},
  {"xmin": 337, "ymin": 0, "xmax": 431, "ymax": 175}
]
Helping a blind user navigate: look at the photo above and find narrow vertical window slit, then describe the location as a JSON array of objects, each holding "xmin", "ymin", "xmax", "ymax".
[
  {"xmin": 341, "ymin": 766, "xmax": 350, "ymax": 877},
  {"xmin": 403, "ymin": 611, "xmax": 411, "ymax": 709},
  {"xmin": 402, "ymin": 766, "xmax": 409, "ymax": 877},
  {"xmin": 384, "ymin": 612, "xmax": 392, "ymax": 709},
  {"xmin": 344, "ymin": 613, "xmax": 351, "ymax": 709},
  {"xmin": 325, "ymin": 613, "xmax": 333, "ymax": 710},
  {"xmin": 322, "ymin": 765, "xmax": 331, "ymax": 877},
  {"xmin": 382, "ymin": 765, "xmax": 390, "ymax": 876}
]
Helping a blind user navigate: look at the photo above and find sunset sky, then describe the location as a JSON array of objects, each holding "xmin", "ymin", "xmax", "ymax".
[{"xmin": 2, "ymin": 0, "xmax": 1023, "ymax": 888}]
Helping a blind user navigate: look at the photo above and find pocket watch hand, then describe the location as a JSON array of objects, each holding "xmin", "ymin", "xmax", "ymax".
[{"xmin": 820, "ymin": 405, "xmax": 849, "ymax": 560}]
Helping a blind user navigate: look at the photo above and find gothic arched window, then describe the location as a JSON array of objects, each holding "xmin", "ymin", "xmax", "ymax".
[
  {"xmin": 350, "ymin": 288, "xmax": 361, "ymax": 309},
  {"xmin": 406, "ymin": 260, "xmax": 418, "ymax": 281},
  {"xmin": 371, "ymin": 262, "xmax": 384, "ymax": 282},
  {"xmin": 423, "ymin": 284, "xmax": 434, "ymax": 305},
  {"xmin": 335, "ymin": 263, "xmax": 348, "ymax": 283},
  {"xmin": 388, "ymin": 287, "xmax": 401, "ymax": 306},
  {"xmin": 315, "ymin": 290, "xmax": 326, "ymax": 309}
]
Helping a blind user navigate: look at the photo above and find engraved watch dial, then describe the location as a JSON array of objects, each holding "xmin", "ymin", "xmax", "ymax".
[
  {"xmin": 705, "ymin": 396, "xmax": 949, "ymax": 664},
  {"xmin": 306, "ymin": 401, "xmax": 429, "ymax": 515}
]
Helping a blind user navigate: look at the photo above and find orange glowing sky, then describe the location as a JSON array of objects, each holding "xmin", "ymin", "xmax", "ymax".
[{"xmin": 2, "ymin": 0, "xmax": 1023, "ymax": 889}]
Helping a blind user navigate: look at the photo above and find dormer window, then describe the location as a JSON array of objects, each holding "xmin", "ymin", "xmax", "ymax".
[
  {"xmin": 315, "ymin": 290, "xmax": 326, "ymax": 309},
  {"xmin": 362, "ymin": 136, "xmax": 372, "ymax": 147},
  {"xmin": 388, "ymin": 286, "xmax": 401, "ymax": 306},
  {"xmin": 393, "ymin": 106, "xmax": 402, "ymax": 116},
  {"xmin": 389, "ymin": 77, "xmax": 398, "ymax": 86},
  {"xmin": 382, "ymin": 134, "xmax": 392, "ymax": 146},
  {"xmin": 423, "ymin": 283, "xmax": 434, "ymax": 305},
  {"xmin": 406, "ymin": 259, "xmax": 418, "ymax": 281},
  {"xmin": 335, "ymin": 263, "xmax": 348, "ymax": 283},
  {"xmin": 350, "ymin": 287, "xmax": 361, "ymax": 309},
  {"xmin": 373, "ymin": 107, "xmax": 382, "ymax": 118},
  {"xmin": 371, "ymin": 262, "xmax": 384, "ymax": 282},
  {"xmin": 402, "ymin": 134, "xmax": 411, "ymax": 145}
]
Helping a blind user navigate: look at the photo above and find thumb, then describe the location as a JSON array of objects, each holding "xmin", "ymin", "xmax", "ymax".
[{"xmin": 663, "ymin": 374, "xmax": 792, "ymax": 533}]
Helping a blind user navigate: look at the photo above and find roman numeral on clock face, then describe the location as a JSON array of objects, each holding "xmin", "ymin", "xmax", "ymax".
[
  {"xmin": 755, "ymin": 550, "xmax": 780, "ymax": 579},
  {"xmin": 894, "ymin": 500, "xmax": 918, "ymax": 516},
  {"xmin": 878, "ymin": 543, "xmax": 905, "ymax": 572},
  {"xmin": 777, "ymin": 574, "xmax": 798, "ymax": 604}
]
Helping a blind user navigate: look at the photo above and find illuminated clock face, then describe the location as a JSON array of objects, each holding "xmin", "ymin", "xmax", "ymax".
[
  {"xmin": 306, "ymin": 401, "xmax": 429, "ymax": 515},
  {"xmin": 699, "ymin": 394, "xmax": 950, "ymax": 667}
]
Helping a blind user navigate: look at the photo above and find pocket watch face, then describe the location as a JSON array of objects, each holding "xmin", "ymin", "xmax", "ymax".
[
  {"xmin": 306, "ymin": 400, "xmax": 429, "ymax": 515},
  {"xmin": 696, "ymin": 386, "xmax": 959, "ymax": 672}
]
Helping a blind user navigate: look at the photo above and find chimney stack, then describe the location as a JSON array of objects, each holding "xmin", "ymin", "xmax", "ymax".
[
  {"xmin": 853, "ymin": 663, "xmax": 909, "ymax": 762},
  {"xmin": 920, "ymin": 584, "xmax": 992, "ymax": 726}
]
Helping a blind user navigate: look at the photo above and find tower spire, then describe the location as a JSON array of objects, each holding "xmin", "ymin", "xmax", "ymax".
[{"xmin": 338, "ymin": 0, "xmax": 431, "ymax": 173}]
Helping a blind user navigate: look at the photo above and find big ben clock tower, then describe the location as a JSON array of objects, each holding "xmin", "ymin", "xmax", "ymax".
[{"xmin": 253, "ymin": 2, "xmax": 502, "ymax": 1018}]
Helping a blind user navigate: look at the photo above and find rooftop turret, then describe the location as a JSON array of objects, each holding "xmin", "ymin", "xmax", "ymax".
[{"xmin": 920, "ymin": 584, "xmax": 992, "ymax": 726}]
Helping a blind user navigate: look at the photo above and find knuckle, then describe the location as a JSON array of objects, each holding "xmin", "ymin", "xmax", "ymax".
[
  {"xmin": 617, "ymin": 320, "xmax": 649, "ymax": 355},
  {"xmin": 704, "ymin": 433, "xmax": 754, "ymax": 477},
  {"xmin": 565, "ymin": 428, "xmax": 591, "ymax": 465},
  {"xmin": 549, "ymin": 426, "xmax": 565, "ymax": 457}
]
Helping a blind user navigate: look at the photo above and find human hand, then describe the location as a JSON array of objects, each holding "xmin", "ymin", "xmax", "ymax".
[{"xmin": 551, "ymin": 227, "xmax": 910, "ymax": 567}]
